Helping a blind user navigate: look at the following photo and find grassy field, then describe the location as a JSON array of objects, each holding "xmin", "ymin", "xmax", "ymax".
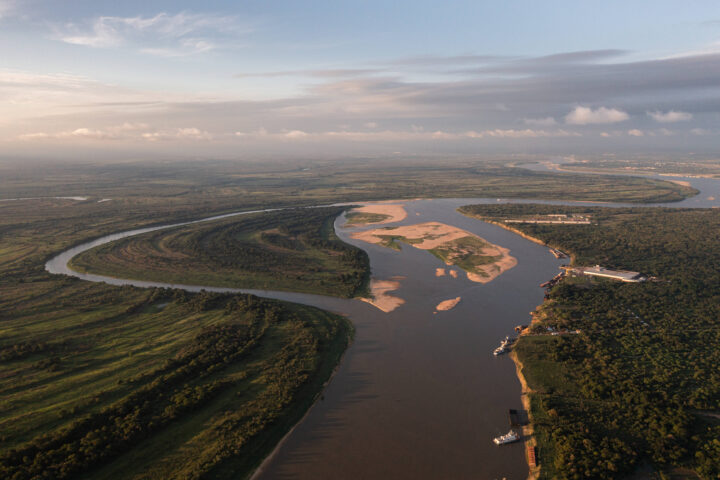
[
  {"xmin": 70, "ymin": 207, "xmax": 370, "ymax": 298},
  {"xmin": 461, "ymin": 204, "xmax": 720, "ymax": 479}
]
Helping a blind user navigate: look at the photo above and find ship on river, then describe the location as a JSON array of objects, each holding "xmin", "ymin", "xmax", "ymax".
[{"xmin": 493, "ymin": 430, "xmax": 520, "ymax": 445}]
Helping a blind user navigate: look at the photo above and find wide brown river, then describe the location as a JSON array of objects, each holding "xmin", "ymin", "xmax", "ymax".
[{"xmin": 45, "ymin": 173, "xmax": 720, "ymax": 479}]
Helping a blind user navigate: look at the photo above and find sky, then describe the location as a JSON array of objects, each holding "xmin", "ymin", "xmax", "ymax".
[{"xmin": 2, "ymin": 0, "xmax": 720, "ymax": 160}]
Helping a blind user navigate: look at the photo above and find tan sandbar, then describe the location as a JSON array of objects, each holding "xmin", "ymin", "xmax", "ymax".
[
  {"xmin": 435, "ymin": 268, "xmax": 446, "ymax": 277},
  {"xmin": 435, "ymin": 296, "xmax": 461, "ymax": 311},
  {"xmin": 351, "ymin": 222, "xmax": 517, "ymax": 284},
  {"xmin": 360, "ymin": 278, "xmax": 405, "ymax": 313}
]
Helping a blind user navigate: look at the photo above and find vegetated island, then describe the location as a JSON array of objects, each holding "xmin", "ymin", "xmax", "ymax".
[
  {"xmin": 70, "ymin": 206, "xmax": 370, "ymax": 298},
  {"xmin": 351, "ymin": 222, "xmax": 517, "ymax": 283},
  {"xmin": 344, "ymin": 203, "xmax": 407, "ymax": 225},
  {"xmin": 460, "ymin": 203, "xmax": 720, "ymax": 480}
]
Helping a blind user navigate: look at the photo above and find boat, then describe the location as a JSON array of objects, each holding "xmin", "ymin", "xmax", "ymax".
[
  {"xmin": 493, "ymin": 346, "xmax": 506, "ymax": 356},
  {"xmin": 493, "ymin": 430, "xmax": 520, "ymax": 445}
]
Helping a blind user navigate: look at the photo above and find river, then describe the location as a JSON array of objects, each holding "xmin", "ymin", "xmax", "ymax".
[{"xmin": 44, "ymin": 168, "xmax": 720, "ymax": 480}]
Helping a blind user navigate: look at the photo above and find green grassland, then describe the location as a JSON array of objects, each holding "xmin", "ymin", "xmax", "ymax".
[
  {"xmin": 461, "ymin": 204, "xmax": 720, "ymax": 479},
  {"xmin": 344, "ymin": 211, "xmax": 391, "ymax": 225},
  {"xmin": 70, "ymin": 207, "xmax": 370, "ymax": 298}
]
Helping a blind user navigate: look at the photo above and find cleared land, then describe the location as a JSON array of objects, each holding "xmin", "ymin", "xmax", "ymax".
[
  {"xmin": 461, "ymin": 203, "xmax": 720, "ymax": 480},
  {"xmin": 351, "ymin": 222, "xmax": 516, "ymax": 283}
]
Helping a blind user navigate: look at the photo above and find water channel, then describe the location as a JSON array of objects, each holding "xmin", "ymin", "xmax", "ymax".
[{"xmin": 44, "ymin": 168, "xmax": 720, "ymax": 480}]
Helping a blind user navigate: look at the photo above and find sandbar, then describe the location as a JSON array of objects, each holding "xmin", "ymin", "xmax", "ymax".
[
  {"xmin": 351, "ymin": 222, "xmax": 517, "ymax": 283},
  {"xmin": 435, "ymin": 296, "xmax": 461, "ymax": 311},
  {"xmin": 360, "ymin": 278, "xmax": 405, "ymax": 313},
  {"xmin": 435, "ymin": 268, "xmax": 446, "ymax": 277},
  {"xmin": 348, "ymin": 204, "xmax": 407, "ymax": 225}
]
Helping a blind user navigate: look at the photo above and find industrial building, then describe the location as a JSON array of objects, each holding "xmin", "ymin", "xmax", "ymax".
[{"xmin": 566, "ymin": 265, "xmax": 646, "ymax": 282}]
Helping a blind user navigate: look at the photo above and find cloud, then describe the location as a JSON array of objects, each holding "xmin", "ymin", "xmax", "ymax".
[
  {"xmin": 565, "ymin": 106, "xmax": 629, "ymax": 125},
  {"xmin": 234, "ymin": 68, "xmax": 382, "ymax": 79},
  {"xmin": 0, "ymin": 0, "xmax": 15, "ymax": 19},
  {"xmin": 18, "ymin": 124, "xmax": 210, "ymax": 142},
  {"xmin": 647, "ymin": 110, "xmax": 693, "ymax": 123},
  {"xmin": 57, "ymin": 11, "xmax": 247, "ymax": 55},
  {"xmin": 141, "ymin": 127, "xmax": 212, "ymax": 141},
  {"xmin": 523, "ymin": 117, "xmax": 556, "ymax": 126},
  {"xmin": 627, "ymin": 129, "xmax": 644, "ymax": 137}
]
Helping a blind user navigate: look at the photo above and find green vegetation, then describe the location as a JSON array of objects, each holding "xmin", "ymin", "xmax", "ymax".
[
  {"xmin": 461, "ymin": 204, "xmax": 720, "ymax": 479},
  {"xmin": 537, "ymin": 156, "xmax": 720, "ymax": 178},
  {"xmin": 344, "ymin": 211, "xmax": 390, "ymax": 225},
  {"xmin": 427, "ymin": 236, "xmax": 498, "ymax": 278},
  {"xmin": 0, "ymin": 195, "xmax": 354, "ymax": 480},
  {"xmin": 0, "ymin": 158, "xmax": 697, "ymax": 206},
  {"xmin": 0, "ymin": 160, "xmax": 701, "ymax": 479},
  {"xmin": 0, "ymin": 282, "xmax": 351, "ymax": 480},
  {"xmin": 372, "ymin": 233, "xmax": 424, "ymax": 250},
  {"xmin": 71, "ymin": 207, "xmax": 370, "ymax": 298}
]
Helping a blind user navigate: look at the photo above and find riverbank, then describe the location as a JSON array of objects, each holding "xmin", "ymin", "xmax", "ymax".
[{"xmin": 510, "ymin": 350, "xmax": 540, "ymax": 480}]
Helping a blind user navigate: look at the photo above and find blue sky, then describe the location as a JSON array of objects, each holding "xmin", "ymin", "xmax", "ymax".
[{"xmin": 2, "ymin": 0, "xmax": 720, "ymax": 158}]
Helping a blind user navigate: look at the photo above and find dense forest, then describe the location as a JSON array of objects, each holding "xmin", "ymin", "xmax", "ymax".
[
  {"xmin": 71, "ymin": 207, "xmax": 370, "ymax": 298},
  {"xmin": 460, "ymin": 204, "xmax": 720, "ymax": 479}
]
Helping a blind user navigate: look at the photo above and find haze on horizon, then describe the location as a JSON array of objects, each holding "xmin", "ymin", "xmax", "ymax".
[{"xmin": 2, "ymin": 0, "xmax": 720, "ymax": 160}]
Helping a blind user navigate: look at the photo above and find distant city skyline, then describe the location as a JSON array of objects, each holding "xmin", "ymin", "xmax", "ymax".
[{"xmin": 2, "ymin": 0, "xmax": 720, "ymax": 159}]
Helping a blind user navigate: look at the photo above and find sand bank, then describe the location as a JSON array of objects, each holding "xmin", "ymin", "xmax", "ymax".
[
  {"xmin": 348, "ymin": 204, "xmax": 407, "ymax": 225},
  {"xmin": 435, "ymin": 268, "xmax": 446, "ymax": 277},
  {"xmin": 360, "ymin": 278, "xmax": 405, "ymax": 313},
  {"xmin": 435, "ymin": 296, "xmax": 461, "ymax": 311},
  {"xmin": 448, "ymin": 270, "xmax": 458, "ymax": 278},
  {"xmin": 351, "ymin": 222, "xmax": 516, "ymax": 284}
]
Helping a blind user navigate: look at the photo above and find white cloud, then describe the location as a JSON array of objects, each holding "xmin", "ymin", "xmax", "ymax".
[
  {"xmin": 284, "ymin": 130, "xmax": 309, "ymax": 139},
  {"xmin": 627, "ymin": 129, "xmax": 644, "ymax": 137},
  {"xmin": 19, "ymin": 124, "xmax": 209, "ymax": 142},
  {"xmin": 565, "ymin": 106, "xmax": 629, "ymax": 125},
  {"xmin": 523, "ymin": 117, "xmax": 556, "ymax": 126},
  {"xmin": 57, "ymin": 12, "xmax": 245, "ymax": 55},
  {"xmin": 691, "ymin": 128, "xmax": 711, "ymax": 136},
  {"xmin": 142, "ymin": 127, "xmax": 212, "ymax": 141},
  {"xmin": 647, "ymin": 110, "xmax": 692, "ymax": 123}
]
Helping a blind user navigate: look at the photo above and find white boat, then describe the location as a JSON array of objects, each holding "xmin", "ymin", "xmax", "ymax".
[
  {"xmin": 493, "ymin": 346, "xmax": 506, "ymax": 356},
  {"xmin": 493, "ymin": 430, "xmax": 520, "ymax": 445}
]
